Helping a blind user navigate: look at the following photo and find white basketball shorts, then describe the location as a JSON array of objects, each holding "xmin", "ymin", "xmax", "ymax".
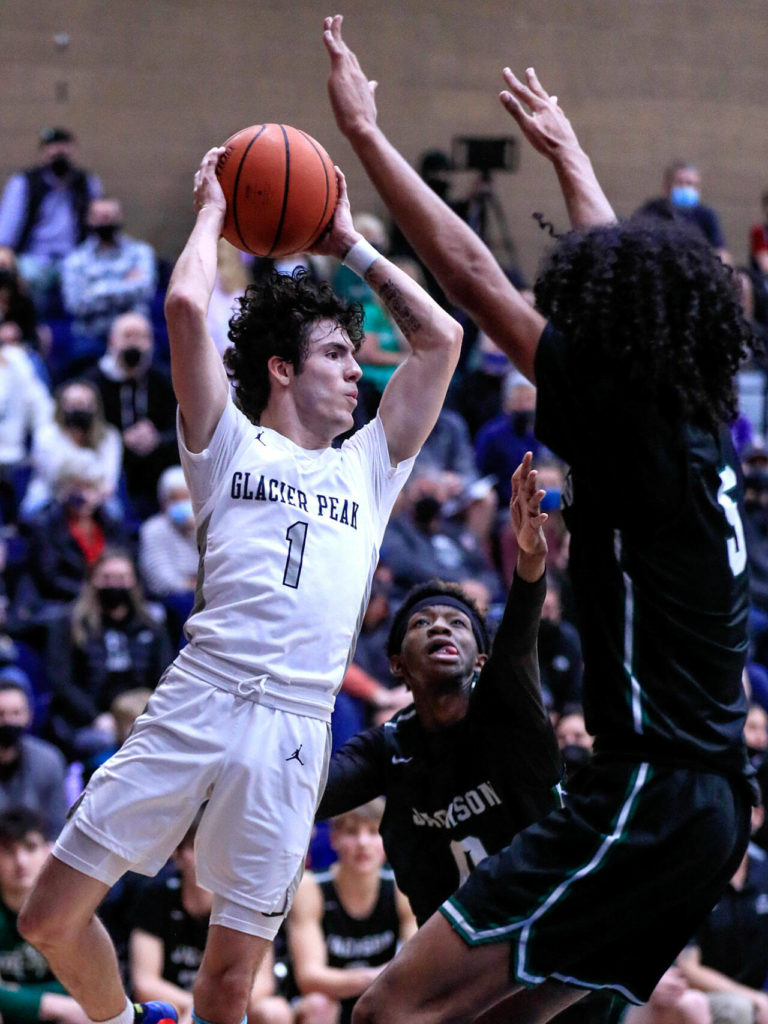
[{"xmin": 54, "ymin": 662, "xmax": 331, "ymax": 938}]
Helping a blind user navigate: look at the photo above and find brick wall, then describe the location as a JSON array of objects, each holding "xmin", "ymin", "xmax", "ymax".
[{"xmin": 3, "ymin": 0, "xmax": 767, "ymax": 278}]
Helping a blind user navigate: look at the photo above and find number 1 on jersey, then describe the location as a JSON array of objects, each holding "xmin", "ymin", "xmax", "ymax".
[{"xmin": 283, "ymin": 521, "xmax": 308, "ymax": 588}]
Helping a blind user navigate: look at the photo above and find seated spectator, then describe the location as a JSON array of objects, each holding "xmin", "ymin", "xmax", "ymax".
[
  {"xmin": 555, "ymin": 704, "xmax": 593, "ymax": 781},
  {"xmin": 0, "ymin": 666, "xmax": 68, "ymax": 837},
  {"xmin": 0, "ymin": 126, "xmax": 102, "ymax": 315},
  {"xmin": 537, "ymin": 580, "xmax": 583, "ymax": 716},
  {"xmin": 85, "ymin": 312, "xmax": 177, "ymax": 521},
  {"xmin": 138, "ymin": 466, "xmax": 197, "ymax": 645},
  {"xmin": 130, "ymin": 813, "xmax": 293, "ymax": 1024},
  {"xmin": 60, "ymin": 196, "xmax": 156, "ymax": 371},
  {"xmin": 288, "ymin": 800, "xmax": 416, "ymax": 1024},
  {"xmin": 0, "ymin": 329, "xmax": 53, "ymax": 523},
  {"xmin": 21, "ymin": 379, "xmax": 122, "ymax": 519},
  {"xmin": 677, "ymin": 799, "xmax": 768, "ymax": 1024},
  {"xmin": 0, "ymin": 247, "xmax": 41, "ymax": 347},
  {"xmin": 474, "ymin": 372, "xmax": 548, "ymax": 510},
  {"xmin": 45, "ymin": 547, "xmax": 172, "ymax": 759},
  {"xmin": 0, "ymin": 806, "xmax": 88, "ymax": 1024},
  {"xmin": 452, "ymin": 331, "xmax": 513, "ymax": 439},
  {"xmin": 412, "ymin": 407, "xmax": 497, "ymax": 544},
  {"xmin": 15, "ymin": 464, "xmax": 128, "ymax": 626},
  {"xmin": 380, "ymin": 474, "xmax": 503, "ymax": 605},
  {"xmin": 498, "ymin": 457, "xmax": 570, "ymax": 587},
  {"xmin": 635, "ymin": 160, "xmax": 730, "ymax": 263}
]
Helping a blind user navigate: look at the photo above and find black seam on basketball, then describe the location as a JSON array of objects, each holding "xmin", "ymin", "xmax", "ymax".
[
  {"xmin": 298, "ymin": 130, "xmax": 332, "ymax": 248},
  {"xmin": 267, "ymin": 125, "xmax": 291, "ymax": 258},
  {"xmin": 232, "ymin": 124, "xmax": 267, "ymax": 254}
]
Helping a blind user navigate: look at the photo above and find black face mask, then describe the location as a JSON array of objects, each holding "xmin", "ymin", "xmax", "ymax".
[
  {"xmin": 91, "ymin": 223, "xmax": 122, "ymax": 244},
  {"xmin": 0, "ymin": 724, "xmax": 24, "ymax": 748},
  {"xmin": 63, "ymin": 409, "xmax": 94, "ymax": 431},
  {"xmin": 97, "ymin": 586, "xmax": 131, "ymax": 611},
  {"xmin": 561, "ymin": 743, "xmax": 591, "ymax": 772},
  {"xmin": 512, "ymin": 410, "xmax": 536, "ymax": 436},
  {"xmin": 120, "ymin": 346, "xmax": 144, "ymax": 368},
  {"xmin": 49, "ymin": 154, "xmax": 72, "ymax": 178},
  {"xmin": 414, "ymin": 496, "xmax": 442, "ymax": 527}
]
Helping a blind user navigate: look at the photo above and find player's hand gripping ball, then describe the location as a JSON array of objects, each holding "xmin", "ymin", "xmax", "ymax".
[{"xmin": 215, "ymin": 123, "xmax": 338, "ymax": 258}]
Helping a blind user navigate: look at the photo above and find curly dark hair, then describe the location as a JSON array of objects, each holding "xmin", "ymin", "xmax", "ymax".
[
  {"xmin": 533, "ymin": 217, "xmax": 759, "ymax": 428},
  {"xmin": 223, "ymin": 268, "xmax": 364, "ymax": 423},
  {"xmin": 387, "ymin": 580, "xmax": 489, "ymax": 658}
]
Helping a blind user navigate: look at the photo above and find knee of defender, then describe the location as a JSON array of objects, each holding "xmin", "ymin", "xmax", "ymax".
[{"xmin": 194, "ymin": 964, "xmax": 254, "ymax": 1017}]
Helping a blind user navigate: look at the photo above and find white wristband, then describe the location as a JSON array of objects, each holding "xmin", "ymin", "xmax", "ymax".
[{"xmin": 342, "ymin": 238, "xmax": 381, "ymax": 278}]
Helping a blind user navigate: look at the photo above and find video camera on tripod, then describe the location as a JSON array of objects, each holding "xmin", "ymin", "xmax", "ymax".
[{"xmin": 449, "ymin": 136, "xmax": 519, "ymax": 265}]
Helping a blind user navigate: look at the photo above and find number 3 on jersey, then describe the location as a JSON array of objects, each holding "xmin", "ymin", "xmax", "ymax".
[
  {"xmin": 717, "ymin": 467, "xmax": 746, "ymax": 577},
  {"xmin": 282, "ymin": 522, "xmax": 308, "ymax": 588}
]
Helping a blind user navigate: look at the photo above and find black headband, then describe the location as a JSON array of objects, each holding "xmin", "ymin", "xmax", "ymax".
[{"xmin": 391, "ymin": 595, "xmax": 487, "ymax": 655}]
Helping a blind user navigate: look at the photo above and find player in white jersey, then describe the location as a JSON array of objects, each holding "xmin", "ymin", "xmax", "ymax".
[{"xmin": 17, "ymin": 146, "xmax": 462, "ymax": 1024}]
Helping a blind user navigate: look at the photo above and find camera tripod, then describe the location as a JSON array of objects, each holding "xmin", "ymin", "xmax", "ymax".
[{"xmin": 466, "ymin": 169, "xmax": 520, "ymax": 270}]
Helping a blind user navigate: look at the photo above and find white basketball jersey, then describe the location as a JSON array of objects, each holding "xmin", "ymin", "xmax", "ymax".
[{"xmin": 174, "ymin": 400, "xmax": 414, "ymax": 720}]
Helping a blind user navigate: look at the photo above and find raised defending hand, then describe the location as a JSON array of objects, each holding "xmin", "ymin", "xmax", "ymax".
[
  {"xmin": 323, "ymin": 14, "xmax": 379, "ymax": 138},
  {"xmin": 193, "ymin": 147, "xmax": 227, "ymax": 225},
  {"xmin": 510, "ymin": 451, "xmax": 548, "ymax": 560},
  {"xmin": 307, "ymin": 166, "xmax": 358, "ymax": 259},
  {"xmin": 499, "ymin": 67, "xmax": 580, "ymax": 163}
]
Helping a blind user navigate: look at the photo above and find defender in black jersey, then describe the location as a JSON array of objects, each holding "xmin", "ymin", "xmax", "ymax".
[
  {"xmin": 323, "ymin": 16, "xmax": 761, "ymax": 1024},
  {"xmin": 317, "ymin": 454, "xmax": 562, "ymax": 926}
]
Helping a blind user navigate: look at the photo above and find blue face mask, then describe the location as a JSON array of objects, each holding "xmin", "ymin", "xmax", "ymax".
[
  {"xmin": 670, "ymin": 184, "xmax": 700, "ymax": 209},
  {"xmin": 540, "ymin": 489, "xmax": 561, "ymax": 512},
  {"xmin": 168, "ymin": 499, "xmax": 193, "ymax": 527}
]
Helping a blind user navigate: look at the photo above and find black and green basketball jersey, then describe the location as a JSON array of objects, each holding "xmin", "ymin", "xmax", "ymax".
[{"xmin": 534, "ymin": 323, "xmax": 751, "ymax": 778}]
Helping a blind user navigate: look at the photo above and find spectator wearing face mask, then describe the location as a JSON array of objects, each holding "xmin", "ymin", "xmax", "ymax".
[
  {"xmin": 474, "ymin": 373, "xmax": 548, "ymax": 510},
  {"xmin": 138, "ymin": 467, "xmax": 197, "ymax": 647},
  {"xmin": 45, "ymin": 548, "xmax": 172, "ymax": 761},
  {"xmin": 85, "ymin": 312, "xmax": 177, "ymax": 520},
  {"xmin": 60, "ymin": 198, "xmax": 156, "ymax": 372},
  {"xmin": 0, "ymin": 667, "xmax": 68, "ymax": 837},
  {"xmin": 636, "ymin": 160, "xmax": 731, "ymax": 264},
  {"xmin": 554, "ymin": 703, "xmax": 593, "ymax": 784},
  {"xmin": 20, "ymin": 379, "xmax": 122, "ymax": 520},
  {"xmin": 13, "ymin": 464, "xmax": 128, "ymax": 627},
  {"xmin": 0, "ymin": 127, "xmax": 102, "ymax": 315}
]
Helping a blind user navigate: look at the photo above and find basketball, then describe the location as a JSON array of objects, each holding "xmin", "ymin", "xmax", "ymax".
[{"xmin": 215, "ymin": 123, "xmax": 338, "ymax": 258}]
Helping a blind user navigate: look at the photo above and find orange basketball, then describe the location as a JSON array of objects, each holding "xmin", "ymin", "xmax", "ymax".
[{"xmin": 215, "ymin": 123, "xmax": 338, "ymax": 258}]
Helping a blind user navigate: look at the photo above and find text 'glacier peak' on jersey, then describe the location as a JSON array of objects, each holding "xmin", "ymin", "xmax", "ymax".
[{"xmin": 230, "ymin": 471, "xmax": 359, "ymax": 528}]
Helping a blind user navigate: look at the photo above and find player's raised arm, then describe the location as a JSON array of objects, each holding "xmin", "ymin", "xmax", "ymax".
[
  {"xmin": 310, "ymin": 168, "xmax": 462, "ymax": 465},
  {"xmin": 499, "ymin": 67, "xmax": 616, "ymax": 229},
  {"xmin": 323, "ymin": 14, "xmax": 544, "ymax": 381},
  {"xmin": 510, "ymin": 452, "xmax": 548, "ymax": 583},
  {"xmin": 164, "ymin": 147, "xmax": 230, "ymax": 453}
]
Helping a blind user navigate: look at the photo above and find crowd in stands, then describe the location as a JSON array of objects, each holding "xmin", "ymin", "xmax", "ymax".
[{"xmin": 2, "ymin": 127, "xmax": 768, "ymax": 1022}]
